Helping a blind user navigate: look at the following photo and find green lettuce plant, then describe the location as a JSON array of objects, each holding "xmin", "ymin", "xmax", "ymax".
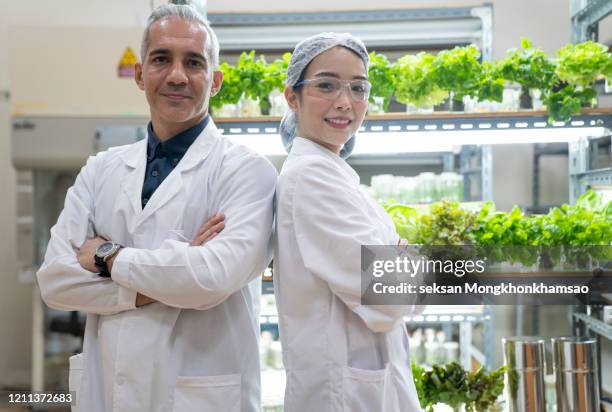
[
  {"xmin": 476, "ymin": 61, "xmax": 505, "ymax": 103},
  {"xmin": 259, "ymin": 53, "xmax": 291, "ymax": 113},
  {"xmin": 412, "ymin": 362, "xmax": 506, "ymax": 412},
  {"xmin": 368, "ymin": 51, "xmax": 396, "ymax": 111},
  {"xmin": 383, "ymin": 203, "xmax": 420, "ymax": 242},
  {"xmin": 393, "ymin": 52, "xmax": 448, "ymax": 108},
  {"xmin": 545, "ymin": 41, "xmax": 612, "ymax": 120},
  {"xmin": 498, "ymin": 38, "xmax": 556, "ymax": 108},
  {"xmin": 383, "ymin": 191, "xmax": 611, "ymax": 267},
  {"xmin": 210, "ymin": 62, "xmax": 242, "ymax": 110},
  {"xmin": 556, "ymin": 41, "xmax": 612, "ymax": 88},
  {"xmin": 432, "ymin": 45, "xmax": 482, "ymax": 106},
  {"xmin": 414, "ymin": 201, "xmax": 478, "ymax": 245},
  {"xmin": 236, "ymin": 51, "xmax": 271, "ymax": 113},
  {"xmin": 465, "ymin": 366, "xmax": 506, "ymax": 412},
  {"xmin": 412, "ymin": 362, "xmax": 468, "ymax": 412},
  {"xmin": 543, "ymin": 83, "xmax": 597, "ymax": 122}
]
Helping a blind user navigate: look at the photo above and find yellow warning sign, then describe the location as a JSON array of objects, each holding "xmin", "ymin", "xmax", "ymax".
[
  {"xmin": 118, "ymin": 47, "xmax": 137, "ymax": 78},
  {"xmin": 119, "ymin": 47, "xmax": 138, "ymax": 66}
]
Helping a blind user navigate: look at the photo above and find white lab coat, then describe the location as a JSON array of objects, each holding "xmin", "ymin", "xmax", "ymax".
[
  {"xmin": 37, "ymin": 120, "xmax": 277, "ymax": 412},
  {"xmin": 273, "ymin": 137, "xmax": 423, "ymax": 412}
]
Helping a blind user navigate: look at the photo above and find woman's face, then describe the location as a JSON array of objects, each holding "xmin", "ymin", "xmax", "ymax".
[{"xmin": 285, "ymin": 46, "xmax": 368, "ymax": 154}]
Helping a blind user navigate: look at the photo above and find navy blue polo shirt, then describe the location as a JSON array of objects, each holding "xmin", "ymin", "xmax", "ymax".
[{"xmin": 141, "ymin": 116, "xmax": 209, "ymax": 209}]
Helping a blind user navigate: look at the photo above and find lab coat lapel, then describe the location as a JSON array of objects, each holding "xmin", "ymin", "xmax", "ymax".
[
  {"xmin": 119, "ymin": 139, "xmax": 147, "ymax": 217},
  {"xmin": 136, "ymin": 120, "xmax": 219, "ymax": 226}
]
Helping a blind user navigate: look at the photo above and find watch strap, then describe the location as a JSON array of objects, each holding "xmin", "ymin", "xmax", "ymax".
[{"xmin": 95, "ymin": 254, "xmax": 111, "ymax": 277}]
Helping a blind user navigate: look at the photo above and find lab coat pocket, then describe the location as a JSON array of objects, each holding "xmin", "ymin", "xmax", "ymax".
[
  {"xmin": 172, "ymin": 373, "xmax": 241, "ymax": 412},
  {"xmin": 342, "ymin": 365, "xmax": 389, "ymax": 412},
  {"xmin": 68, "ymin": 353, "xmax": 83, "ymax": 412}
]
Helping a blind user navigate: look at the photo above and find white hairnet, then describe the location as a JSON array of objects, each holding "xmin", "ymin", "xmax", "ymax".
[{"xmin": 280, "ymin": 32, "xmax": 368, "ymax": 159}]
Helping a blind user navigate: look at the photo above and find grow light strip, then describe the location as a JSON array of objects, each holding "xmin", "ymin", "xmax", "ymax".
[
  {"xmin": 224, "ymin": 127, "xmax": 607, "ymax": 156},
  {"xmin": 353, "ymin": 127, "xmax": 607, "ymax": 154}
]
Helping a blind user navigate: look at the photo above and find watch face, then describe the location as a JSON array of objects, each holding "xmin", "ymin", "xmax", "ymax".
[{"xmin": 98, "ymin": 242, "xmax": 114, "ymax": 255}]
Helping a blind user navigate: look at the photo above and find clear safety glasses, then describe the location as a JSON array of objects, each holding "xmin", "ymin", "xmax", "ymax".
[{"xmin": 294, "ymin": 77, "xmax": 372, "ymax": 101}]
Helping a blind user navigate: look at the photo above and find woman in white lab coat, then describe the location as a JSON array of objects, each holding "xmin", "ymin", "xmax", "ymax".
[{"xmin": 274, "ymin": 33, "xmax": 423, "ymax": 412}]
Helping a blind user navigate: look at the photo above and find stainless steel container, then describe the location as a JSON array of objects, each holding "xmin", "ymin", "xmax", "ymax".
[
  {"xmin": 503, "ymin": 337, "xmax": 547, "ymax": 412},
  {"xmin": 552, "ymin": 337, "xmax": 599, "ymax": 412}
]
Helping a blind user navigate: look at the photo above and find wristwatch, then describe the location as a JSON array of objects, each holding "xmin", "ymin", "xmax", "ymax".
[{"xmin": 94, "ymin": 241, "xmax": 122, "ymax": 277}]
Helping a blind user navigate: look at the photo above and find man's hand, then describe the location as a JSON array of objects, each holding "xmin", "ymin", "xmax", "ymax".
[
  {"xmin": 191, "ymin": 213, "xmax": 225, "ymax": 246},
  {"xmin": 77, "ymin": 236, "xmax": 108, "ymax": 273},
  {"xmin": 136, "ymin": 293, "xmax": 156, "ymax": 307},
  {"xmin": 132, "ymin": 213, "xmax": 225, "ymax": 308}
]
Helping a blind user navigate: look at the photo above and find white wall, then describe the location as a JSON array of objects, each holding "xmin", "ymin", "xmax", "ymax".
[{"xmin": 0, "ymin": 1, "xmax": 30, "ymax": 389}]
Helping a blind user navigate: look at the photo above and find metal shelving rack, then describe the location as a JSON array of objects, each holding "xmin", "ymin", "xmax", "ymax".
[
  {"xmin": 569, "ymin": 132, "xmax": 612, "ymax": 203},
  {"xmin": 575, "ymin": 312, "xmax": 612, "ymax": 341},
  {"xmin": 567, "ymin": 114, "xmax": 612, "ymax": 399},
  {"xmin": 404, "ymin": 306, "xmax": 495, "ymax": 370},
  {"xmin": 567, "ymin": 0, "xmax": 612, "ymax": 381},
  {"xmin": 570, "ymin": 0, "xmax": 612, "ymax": 43},
  {"xmin": 215, "ymin": 110, "xmax": 612, "ymax": 135}
]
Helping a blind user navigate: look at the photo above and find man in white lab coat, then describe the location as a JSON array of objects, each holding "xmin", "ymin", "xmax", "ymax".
[{"xmin": 36, "ymin": 4, "xmax": 276, "ymax": 412}]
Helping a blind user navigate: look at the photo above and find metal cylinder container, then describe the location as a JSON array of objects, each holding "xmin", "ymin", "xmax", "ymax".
[
  {"xmin": 503, "ymin": 337, "xmax": 547, "ymax": 412},
  {"xmin": 552, "ymin": 337, "xmax": 599, "ymax": 412}
]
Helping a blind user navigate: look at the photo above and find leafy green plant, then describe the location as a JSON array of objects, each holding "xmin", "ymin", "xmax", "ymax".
[
  {"xmin": 473, "ymin": 204, "xmax": 542, "ymax": 247},
  {"xmin": 556, "ymin": 41, "xmax": 612, "ymax": 88},
  {"xmin": 368, "ymin": 51, "xmax": 396, "ymax": 111},
  {"xmin": 498, "ymin": 38, "xmax": 556, "ymax": 102},
  {"xmin": 260, "ymin": 53, "xmax": 291, "ymax": 112},
  {"xmin": 543, "ymin": 83, "xmax": 597, "ymax": 122},
  {"xmin": 383, "ymin": 203, "xmax": 420, "ymax": 242},
  {"xmin": 415, "ymin": 201, "xmax": 478, "ymax": 245},
  {"xmin": 235, "ymin": 51, "xmax": 270, "ymax": 113},
  {"xmin": 543, "ymin": 192, "xmax": 606, "ymax": 246},
  {"xmin": 211, "ymin": 52, "xmax": 289, "ymax": 113},
  {"xmin": 465, "ymin": 366, "xmax": 506, "ymax": 412},
  {"xmin": 472, "ymin": 204, "xmax": 542, "ymax": 265},
  {"xmin": 211, "ymin": 42, "xmax": 609, "ymax": 119},
  {"xmin": 412, "ymin": 362, "xmax": 468, "ymax": 412},
  {"xmin": 384, "ymin": 191, "xmax": 611, "ymax": 267},
  {"xmin": 432, "ymin": 45, "xmax": 483, "ymax": 103},
  {"xmin": 393, "ymin": 52, "xmax": 448, "ymax": 108},
  {"xmin": 412, "ymin": 362, "xmax": 506, "ymax": 412},
  {"xmin": 547, "ymin": 41, "xmax": 612, "ymax": 120},
  {"xmin": 210, "ymin": 61, "xmax": 242, "ymax": 110},
  {"xmin": 476, "ymin": 61, "xmax": 505, "ymax": 103}
]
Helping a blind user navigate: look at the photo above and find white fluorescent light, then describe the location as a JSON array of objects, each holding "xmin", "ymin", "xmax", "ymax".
[
  {"xmin": 354, "ymin": 127, "xmax": 607, "ymax": 154},
  {"xmin": 225, "ymin": 127, "xmax": 608, "ymax": 156}
]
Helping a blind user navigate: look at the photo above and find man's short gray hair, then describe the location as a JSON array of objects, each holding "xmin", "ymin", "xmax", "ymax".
[{"xmin": 140, "ymin": 4, "xmax": 219, "ymax": 70}]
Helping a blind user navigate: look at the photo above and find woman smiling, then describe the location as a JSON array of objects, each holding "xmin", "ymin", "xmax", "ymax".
[{"xmin": 273, "ymin": 32, "xmax": 423, "ymax": 412}]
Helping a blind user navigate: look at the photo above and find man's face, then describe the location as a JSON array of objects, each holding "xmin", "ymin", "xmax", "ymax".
[{"xmin": 135, "ymin": 17, "xmax": 222, "ymax": 137}]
